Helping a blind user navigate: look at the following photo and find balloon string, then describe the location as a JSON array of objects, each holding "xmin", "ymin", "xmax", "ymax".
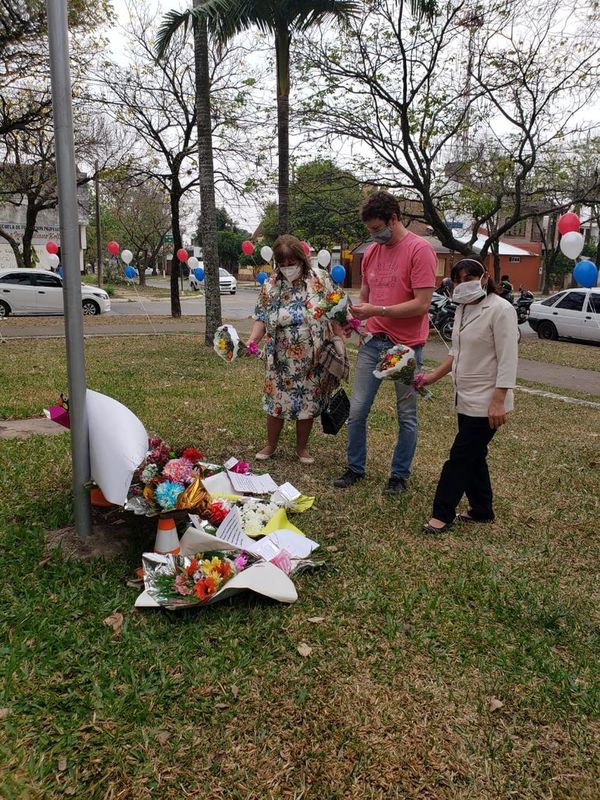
[{"xmin": 127, "ymin": 273, "xmax": 160, "ymax": 338}]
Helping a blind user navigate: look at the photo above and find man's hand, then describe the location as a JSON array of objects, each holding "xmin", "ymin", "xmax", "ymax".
[
  {"xmin": 350, "ymin": 302, "xmax": 377, "ymax": 320},
  {"xmin": 488, "ymin": 394, "xmax": 507, "ymax": 429}
]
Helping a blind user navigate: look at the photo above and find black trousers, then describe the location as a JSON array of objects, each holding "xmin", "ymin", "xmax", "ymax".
[{"xmin": 432, "ymin": 414, "xmax": 497, "ymax": 523}]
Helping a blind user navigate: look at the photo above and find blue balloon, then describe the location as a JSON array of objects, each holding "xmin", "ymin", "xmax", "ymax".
[
  {"xmin": 331, "ymin": 264, "xmax": 346, "ymax": 284},
  {"xmin": 56, "ymin": 266, "xmax": 64, "ymax": 277},
  {"xmin": 573, "ymin": 260, "xmax": 598, "ymax": 289},
  {"xmin": 257, "ymin": 271, "xmax": 268, "ymax": 285},
  {"xmin": 124, "ymin": 266, "xmax": 136, "ymax": 279},
  {"xmin": 194, "ymin": 267, "xmax": 205, "ymax": 281}
]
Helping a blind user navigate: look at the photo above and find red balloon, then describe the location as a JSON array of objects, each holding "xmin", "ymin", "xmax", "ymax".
[
  {"xmin": 300, "ymin": 241, "xmax": 310, "ymax": 256},
  {"xmin": 176, "ymin": 248, "xmax": 188, "ymax": 262},
  {"xmin": 557, "ymin": 212, "xmax": 580, "ymax": 235},
  {"xmin": 46, "ymin": 241, "xmax": 58, "ymax": 254},
  {"xmin": 241, "ymin": 240, "xmax": 254, "ymax": 255},
  {"xmin": 107, "ymin": 241, "xmax": 120, "ymax": 256}
]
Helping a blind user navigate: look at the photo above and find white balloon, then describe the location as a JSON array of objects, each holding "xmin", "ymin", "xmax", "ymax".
[
  {"xmin": 260, "ymin": 245, "xmax": 273, "ymax": 262},
  {"xmin": 187, "ymin": 256, "xmax": 199, "ymax": 269},
  {"xmin": 47, "ymin": 253, "xmax": 60, "ymax": 268},
  {"xmin": 317, "ymin": 249, "xmax": 331, "ymax": 267},
  {"xmin": 560, "ymin": 231, "xmax": 584, "ymax": 260},
  {"xmin": 121, "ymin": 249, "xmax": 134, "ymax": 264}
]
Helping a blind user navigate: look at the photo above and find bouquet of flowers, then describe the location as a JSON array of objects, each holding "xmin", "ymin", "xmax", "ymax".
[
  {"xmin": 144, "ymin": 550, "xmax": 252, "ymax": 609},
  {"xmin": 238, "ymin": 498, "xmax": 280, "ymax": 536},
  {"xmin": 213, "ymin": 324, "xmax": 243, "ymax": 362},
  {"xmin": 126, "ymin": 436, "xmax": 211, "ymax": 515},
  {"xmin": 373, "ymin": 344, "xmax": 431, "ymax": 397}
]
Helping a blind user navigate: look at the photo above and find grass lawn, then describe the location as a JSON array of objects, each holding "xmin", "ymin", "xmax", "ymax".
[
  {"xmin": 518, "ymin": 339, "xmax": 600, "ymax": 373},
  {"xmin": 1, "ymin": 336, "xmax": 599, "ymax": 799}
]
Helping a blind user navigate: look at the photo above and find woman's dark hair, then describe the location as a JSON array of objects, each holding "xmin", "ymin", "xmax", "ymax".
[
  {"xmin": 272, "ymin": 234, "xmax": 311, "ymax": 278},
  {"xmin": 451, "ymin": 258, "xmax": 497, "ymax": 295},
  {"xmin": 360, "ymin": 191, "xmax": 401, "ymax": 223}
]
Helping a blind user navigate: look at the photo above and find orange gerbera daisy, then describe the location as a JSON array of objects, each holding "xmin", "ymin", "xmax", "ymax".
[{"xmin": 193, "ymin": 576, "xmax": 217, "ymax": 601}]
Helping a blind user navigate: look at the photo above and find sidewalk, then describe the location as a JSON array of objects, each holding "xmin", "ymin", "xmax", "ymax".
[{"xmin": 2, "ymin": 319, "xmax": 599, "ymax": 397}]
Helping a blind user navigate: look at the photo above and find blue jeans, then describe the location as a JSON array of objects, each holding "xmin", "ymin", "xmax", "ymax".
[{"xmin": 347, "ymin": 336, "xmax": 423, "ymax": 479}]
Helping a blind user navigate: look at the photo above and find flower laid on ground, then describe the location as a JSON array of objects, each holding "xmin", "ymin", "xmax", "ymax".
[
  {"xmin": 229, "ymin": 460, "xmax": 251, "ymax": 475},
  {"xmin": 128, "ymin": 435, "xmax": 211, "ymax": 516},
  {"xmin": 373, "ymin": 344, "xmax": 431, "ymax": 397},
  {"xmin": 162, "ymin": 457, "xmax": 198, "ymax": 485},
  {"xmin": 181, "ymin": 447, "xmax": 204, "ymax": 463},
  {"xmin": 150, "ymin": 551, "xmax": 247, "ymax": 607},
  {"xmin": 213, "ymin": 324, "xmax": 242, "ymax": 362},
  {"xmin": 154, "ymin": 480, "xmax": 185, "ymax": 510},
  {"xmin": 238, "ymin": 498, "xmax": 279, "ymax": 536},
  {"xmin": 207, "ymin": 500, "xmax": 231, "ymax": 526}
]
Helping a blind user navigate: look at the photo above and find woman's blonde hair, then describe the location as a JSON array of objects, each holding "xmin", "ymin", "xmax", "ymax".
[{"xmin": 272, "ymin": 234, "xmax": 311, "ymax": 278}]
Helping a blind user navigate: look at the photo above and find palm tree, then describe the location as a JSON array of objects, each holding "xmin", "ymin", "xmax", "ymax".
[
  {"xmin": 198, "ymin": 0, "xmax": 359, "ymax": 235},
  {"xmin": 156, "ymin": 1, "xmax": 222, "ymax": 345}
]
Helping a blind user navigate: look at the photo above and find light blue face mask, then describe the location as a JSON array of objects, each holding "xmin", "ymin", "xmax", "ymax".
[{"xmin": 371, "ymin": 226, "xmax": 393, "ymax": 245}]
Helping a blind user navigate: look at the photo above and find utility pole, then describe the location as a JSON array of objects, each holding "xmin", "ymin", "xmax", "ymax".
[
  {"xmin": 95, "ymin": 160, "xmax": 103, "ymax": 288},
  {"xmin": 47, "ymin": 0, "xmax": 92, "ymax": 537}
]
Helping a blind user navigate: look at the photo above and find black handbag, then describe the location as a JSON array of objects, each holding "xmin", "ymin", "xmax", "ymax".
[{"xmin": 320, "ymin": 388, "xmax": 350, "ymax": 435}]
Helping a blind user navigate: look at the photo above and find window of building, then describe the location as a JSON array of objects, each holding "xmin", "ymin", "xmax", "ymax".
[
  {"xmin": 436, "ymin": 257, "xmax": 445, "ymax": 276},
  {"xmin": 555, "ymin": 291, "xmax": 586, "ymax": 312},
  {"xmin": 509, "ymin": 256, "xmax": 521, "ymax": 263}
]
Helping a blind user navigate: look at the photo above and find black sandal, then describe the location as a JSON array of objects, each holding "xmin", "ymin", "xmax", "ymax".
[
  {"xmin": 455, "ymin": 514, "xmax": 494, "ymax": 524},
  {"xmin": 422, "ymin": 521, "xmax": 453, "ymax": 534}
]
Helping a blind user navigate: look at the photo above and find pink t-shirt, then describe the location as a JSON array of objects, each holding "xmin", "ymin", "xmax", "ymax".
[{"xmin": 361, "ymin": 232, "xmax": 437, "ymax": 346}]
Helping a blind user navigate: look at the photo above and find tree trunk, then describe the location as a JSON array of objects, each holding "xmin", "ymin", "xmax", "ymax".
[
  {"xmin": 0, "ymin": 229, "xmax": 25, "ymax": 268},
  {"xmin": 22, "ymin": 200, "xmax": 38, "ymax": 269},
  {"xmin": 542, "ymin": 213, "xmax": 558, "ymax": 295},
  {"xmin": 193, "ymin": 3, "xmax": 221, "ymax": 345},
  {"xmin": 139, "ymin": 249, "xmax": 147, "ymax": 286},
  {"xmin": 170, "ymin": 187, "xmax": 182, "ymax": 318},
  {"xmin": 275, "ymin": 27, "xmax": 291, "ymax": 235}
]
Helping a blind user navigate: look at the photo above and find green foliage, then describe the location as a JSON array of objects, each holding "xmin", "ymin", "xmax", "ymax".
[{"xmin": 289, "ymin": 159, "xmax": 365, "ymax": 248}]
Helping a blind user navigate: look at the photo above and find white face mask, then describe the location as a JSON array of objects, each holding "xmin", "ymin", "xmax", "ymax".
[
  {"xmin": 280, "ymin": 265, "xmax": 301, "ymax": 282},
  {"xmin": 452, "ymin": 278, "xmax": 486, "ymax": 305}
]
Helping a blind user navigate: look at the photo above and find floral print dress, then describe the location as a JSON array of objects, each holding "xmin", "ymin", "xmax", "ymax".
[{"xmin": 253, "ymin": 269, "xmax": 333, "ymax": 420}]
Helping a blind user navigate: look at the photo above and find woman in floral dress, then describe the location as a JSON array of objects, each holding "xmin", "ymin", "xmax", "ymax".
[{"xmin": 246, "ymin": 234, "xmax": 343, "ymax": 464}]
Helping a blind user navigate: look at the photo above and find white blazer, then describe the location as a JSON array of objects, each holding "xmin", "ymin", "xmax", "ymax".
[{"xmin": 450, "ymin": 293, "xmax": 519, "ymax": 417}]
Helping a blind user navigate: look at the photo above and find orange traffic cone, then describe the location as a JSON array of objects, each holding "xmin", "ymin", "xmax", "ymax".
[
  {"xmin": 154, "ymin": 517, "xmax": 180, "ymax": 555},
  {"xmin": 90, "ymin": 487, "xmax": 114, "ymax": 507}
]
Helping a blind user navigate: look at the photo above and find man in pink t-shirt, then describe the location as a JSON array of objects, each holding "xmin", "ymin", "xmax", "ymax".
[{"xmin": 334, "ymin": 191, "xmax": 436, "ymax": 494}]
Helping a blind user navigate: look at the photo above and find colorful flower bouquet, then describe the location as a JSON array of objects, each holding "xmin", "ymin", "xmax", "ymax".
[
  {"xmin": 143, "ymin": 550, "xmax": 252, "ymax": 609},
  {"xmin": 126, "ymin": 436, "xmax": 212, "ymax": 516},
  {"xmin": 372, "ymin": 344, "xmax": 431, "ymax": 397},
  {"xmin": 213, "ymin": 324, "xmax": 243, "ymax": 362}
]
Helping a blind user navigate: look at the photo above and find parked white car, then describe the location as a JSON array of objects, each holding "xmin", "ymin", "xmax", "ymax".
[
  {"xmin": 0, "ymin": 268, "xmax": 111, "ymax": 317},
  {"xmin": 528, "ymin": 287, "xmax": 600, "ymax": 343},
  {"xmin": 189, "ymin": 267, "xmax": 237, "ymax": 294}
]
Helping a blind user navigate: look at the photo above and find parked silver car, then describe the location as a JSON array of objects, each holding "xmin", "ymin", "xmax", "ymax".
[{"xmin": 0, "ymin": 268, "xmax": 111, "ymax": 317}]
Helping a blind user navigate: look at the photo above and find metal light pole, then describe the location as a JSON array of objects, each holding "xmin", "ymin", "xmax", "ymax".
[{"xmin": 47, "ymin": 0, "xmax": 92, "ymax": 537}]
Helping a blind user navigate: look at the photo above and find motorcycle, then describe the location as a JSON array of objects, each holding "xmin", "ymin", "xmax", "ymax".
[
  {"xmin": 514, "ymin": 288, "xmax": 534, "ymax": 325},
  {"xmin": 429, "ymin": 292, "xmax": 456, "ymax": 342}
]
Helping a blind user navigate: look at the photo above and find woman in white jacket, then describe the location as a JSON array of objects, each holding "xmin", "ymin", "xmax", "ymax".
[{"xmin": 422, "ymin": 258, "xmax": 519, "ymax": 534}]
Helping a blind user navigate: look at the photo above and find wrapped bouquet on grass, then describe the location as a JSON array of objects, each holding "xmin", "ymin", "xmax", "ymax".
[
  {"xmin": 143, "ymin": 550, "xmax": 253, "ymax": 609},
  {"xmin": 213, "ymin": 324, "xmax": 244, "ymax": 362},
  {"xmin": 373, "ymin": 344, "xmax": 431, "ymax": 397}
]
